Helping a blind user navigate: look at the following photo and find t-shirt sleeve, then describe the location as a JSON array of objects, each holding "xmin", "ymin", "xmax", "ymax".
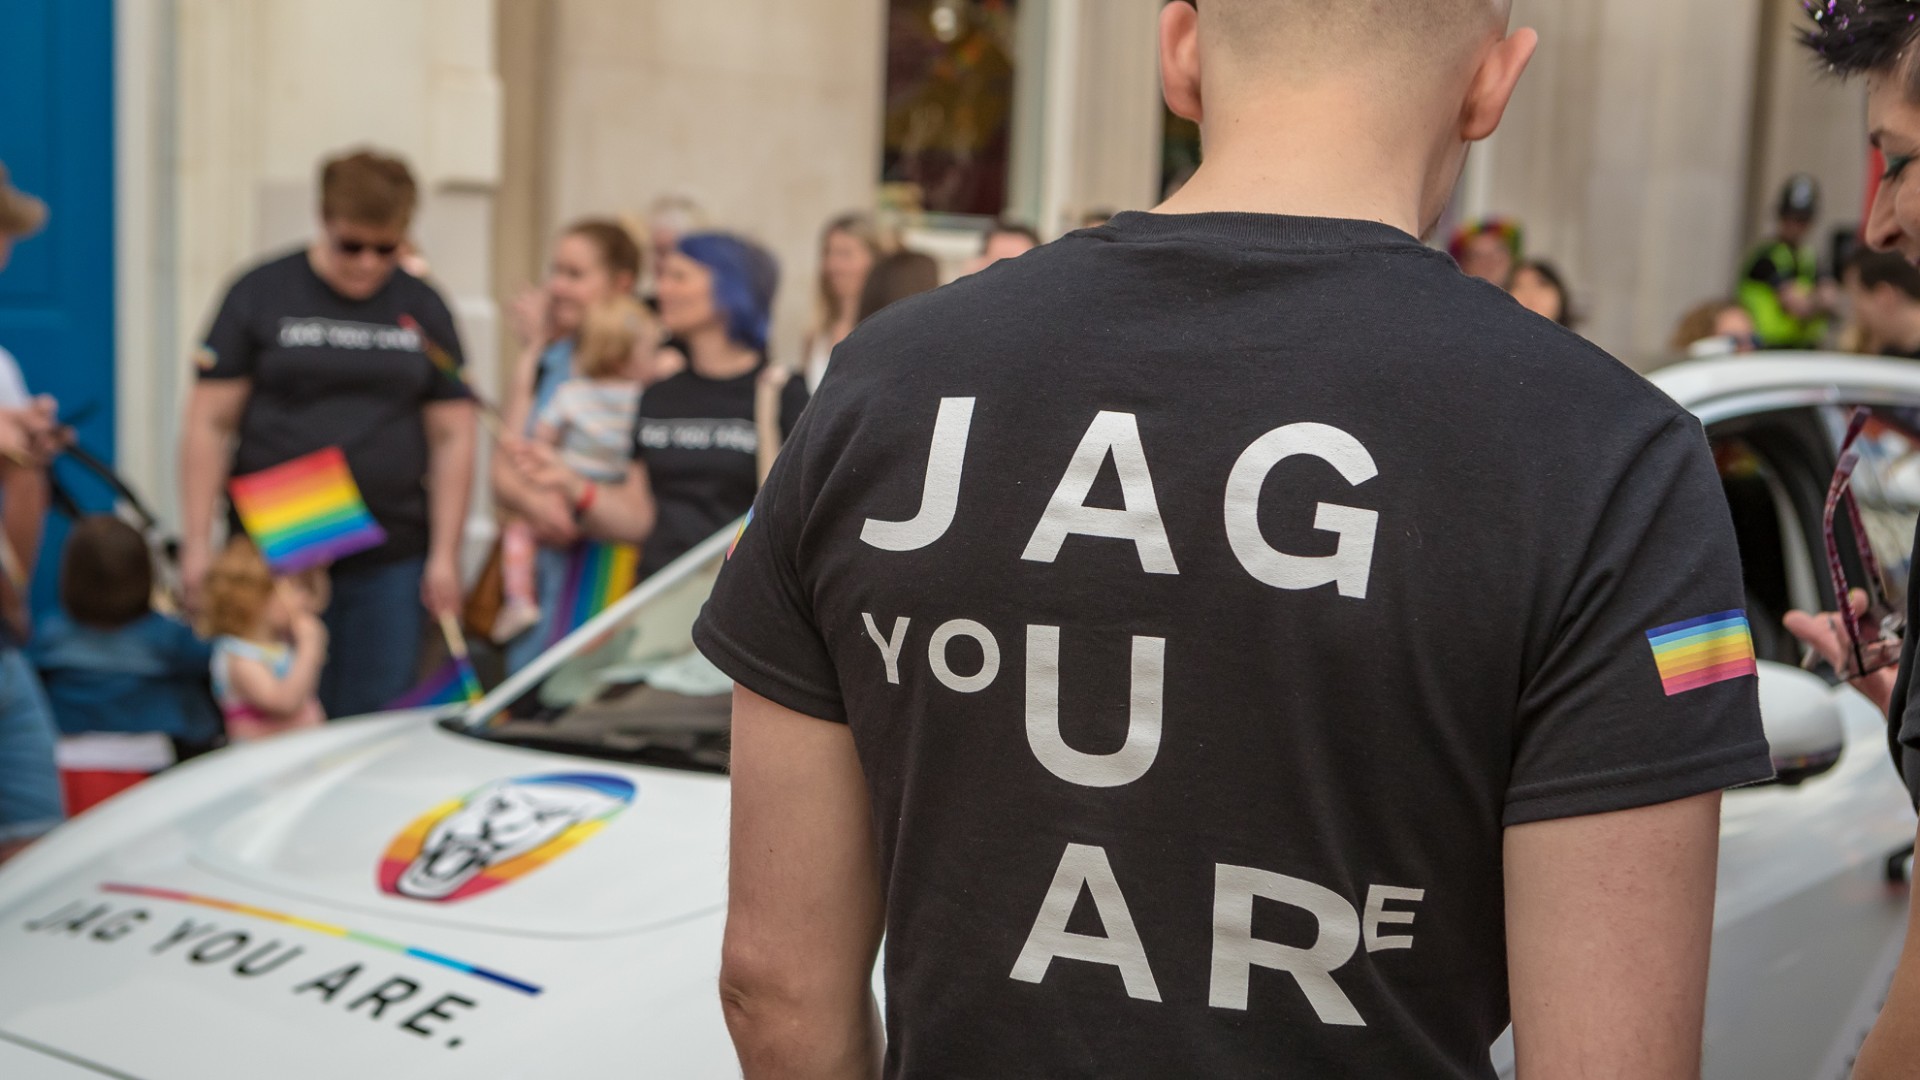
[
  {"xmin": 1888, "ymin": 525, "xmax": 1920, "ymax": 805},
  {"xmin": 692, "ymin": 416, "xmax": 844, "ymax": 723},
  {"xmin": 0, "ymin": 348, "xmax": 30, "ymax": 409},
  {"xmin": 409, "ymin": 284, "xmax": 470, "ymax": 403},
  {"xmin": 196, "ymin": 274, "xmax": 260, "ymax": 380},
  {"xmin": 1506, "ymin": 412, "xmax": 1774, "ymax": 826}
]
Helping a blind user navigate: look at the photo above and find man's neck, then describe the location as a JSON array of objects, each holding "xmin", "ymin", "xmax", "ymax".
[{"xmin": 1153, "ymin": 84, "xmax": 1451, "ymax": 238}]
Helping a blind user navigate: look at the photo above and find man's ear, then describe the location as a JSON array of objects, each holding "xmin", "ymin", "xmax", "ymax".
[
  {"xmin": 1461, "ymin": 27, "xmax": 1538, "ymax": 143},
  {"xmin": 1160, "ymin": 1, "xmax": 1203, "ymax": 124}
]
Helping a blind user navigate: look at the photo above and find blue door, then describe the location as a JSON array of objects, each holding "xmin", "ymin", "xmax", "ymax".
[{"xmin": 0, "ymin": 0, "xmax": 116, "ymax": 612}]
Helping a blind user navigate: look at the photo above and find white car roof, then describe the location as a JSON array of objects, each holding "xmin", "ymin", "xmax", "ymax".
[{"xmin": 1650, "ymin": 352, "xmax": 1920, "ymax": 422}]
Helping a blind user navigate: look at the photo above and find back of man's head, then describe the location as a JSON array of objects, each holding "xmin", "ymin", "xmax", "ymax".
[{"xmin": 1202, "ymin": 0, "xmax": 1511, "ymax": 82}]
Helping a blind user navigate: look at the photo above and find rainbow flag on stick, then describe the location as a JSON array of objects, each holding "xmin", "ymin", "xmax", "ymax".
[
  {"xmin": 398, "ymin": 314, "xmax": 503, "ymax": 438},
  {"xmin": 388, "ymin": 659, "xmax": 481, "ymax": 710},
  {"xmin": 388, "ymin": 615, "xmax": 486, "ymax": 711},
  {"xmin": 549, "ymin": 541, "xmax": 641, "ymax": 644},
  {"xmin": 229, "ymin": 447, "xmax": 387, "ymax": 573}
]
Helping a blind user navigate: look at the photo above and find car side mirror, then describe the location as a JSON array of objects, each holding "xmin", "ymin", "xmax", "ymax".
[{"xmin": 1755, "ymin": 660, "xmax": 1846, "ymax": 786}]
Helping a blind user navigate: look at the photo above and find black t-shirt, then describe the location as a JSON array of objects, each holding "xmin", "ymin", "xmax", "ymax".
[
  {"xmin": 1881, "ymin": 521, "xmax": 1920, "ymax": 802},
  {"xmin": 630, "ymin": 366, "xmax": 807, "ymax": 578},
  {"xmin": 197, "ymin": 250, "xmax": 469, "ymax": 569},
  {"xmin": 694, "ymin": 212, "xmax": 1773, "ymax": 1079}
]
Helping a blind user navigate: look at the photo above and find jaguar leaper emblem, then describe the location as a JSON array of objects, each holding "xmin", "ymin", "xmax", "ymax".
[{"xmin": 378, "ymin": 773, "xmax": 635, "ymax": 903}]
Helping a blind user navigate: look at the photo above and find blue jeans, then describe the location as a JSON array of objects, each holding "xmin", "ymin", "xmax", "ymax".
[
  {"xmin": 319, "ymin": 556, "xmax": 425, "ymax": 719},
  {"xmin": 503, "ymin": 545, "xmax": 575, "ymax": 675},
  {"xmin": 0, "ymin": 648, "xmax": 63, "ymax": 843}
]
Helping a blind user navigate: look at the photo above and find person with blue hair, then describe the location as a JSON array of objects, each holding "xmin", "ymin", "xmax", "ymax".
[{"xmin": 513, "ymin": 231, "xmax": 808, "ymax": 582}]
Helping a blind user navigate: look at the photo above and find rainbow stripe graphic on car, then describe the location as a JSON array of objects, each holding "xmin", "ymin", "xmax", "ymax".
[
  {"xmin": 1645, "ymin": 610, "xmax": 1757, "ymax": 696},
  {"xmin": 98, "ymin": 883, "xmax": 543, "ymax": 996}
]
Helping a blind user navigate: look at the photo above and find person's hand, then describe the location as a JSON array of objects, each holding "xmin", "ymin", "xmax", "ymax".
[
  {"xmin": 290, "ymin": 609, "xmax": 330, "ymax": 658},
  {"xmin": 0, "ymin": 397, "xmax": 62, "ymax": 469},
  {"xmin": 509, "ymin": 438, "xmax": 582, "ymax": 497},
  {"xmin": 525, "ymin": 495, "xmax": 580, "ymax": 547},
  {"xmin": 509, "ymin": 285, "xmax": 552, "ymax": 350},
  {"xmin": 421, "ymin": 553, "xmax": 463, "ymax": 617},
  {"xmin": 757, "ymin": 363, "xmax": 793, "ymax": 400},
  {"xmin": 1784, "ymin": 589, "xmax": 1899, "ymax": 717}
]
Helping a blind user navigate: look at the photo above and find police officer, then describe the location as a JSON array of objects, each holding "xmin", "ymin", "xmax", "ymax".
[{"xmin": 1738, "ymin": 174, "xmax": 1838, "ymax": 349}]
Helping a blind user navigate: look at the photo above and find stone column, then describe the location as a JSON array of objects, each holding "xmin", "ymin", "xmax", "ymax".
[
  {"xmin": 1486, "ymin": 0, "xmax": 1764, "ymax": 366},
  {"xmin": 539, "ymin": 0, "xmax": 887, "ymax": 365}
]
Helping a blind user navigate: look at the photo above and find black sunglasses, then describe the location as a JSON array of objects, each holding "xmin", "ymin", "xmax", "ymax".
[
  {"xmin": 1818, "ymin": 406, "xmax": 1906, "ymax": 679},
  {"xmin": 334, "ymin": 237, "xmax": 400, "ymax": 258}
]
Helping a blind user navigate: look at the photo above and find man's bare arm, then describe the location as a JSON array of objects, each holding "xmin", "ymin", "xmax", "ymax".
[
  {"xmin": 1506, "ymin": 792, "xmax": 1722, "ymax": 1080},
  {"xmin": 720, "ymin": 686, "xmax": 884, "ymax": 1080}
]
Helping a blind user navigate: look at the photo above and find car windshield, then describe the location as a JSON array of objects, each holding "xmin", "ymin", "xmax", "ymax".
[{"xmin": 449, "ymin": 524, "xmax": 737, "ymax": 773}]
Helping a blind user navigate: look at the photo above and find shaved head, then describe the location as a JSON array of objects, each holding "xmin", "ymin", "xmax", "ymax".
[{"xmin": 1203, "ymin": 0, "xmax": 1509, "ymax": 78}]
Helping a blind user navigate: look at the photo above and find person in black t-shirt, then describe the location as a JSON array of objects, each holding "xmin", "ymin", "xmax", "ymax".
[
  {"xmin": 511, "ymin": 232, "xmax": 806, "ymax": 581},
  {"xmin": 179, "ymin": 151, "xmax": 476, "ymax": 719},
  {"xmin": 697, "ymin": 4, "xmax": 1774, "ymax": 1079},
  {"xmin": 1785, "ymin": 6, "xmax": 1920, "ymax": 1076}
]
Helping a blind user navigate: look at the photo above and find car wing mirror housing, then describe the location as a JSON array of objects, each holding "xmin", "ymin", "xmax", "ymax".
[{"xmin": 1755, "ymin": 660, "xmax": 1847, "ymax": 786}]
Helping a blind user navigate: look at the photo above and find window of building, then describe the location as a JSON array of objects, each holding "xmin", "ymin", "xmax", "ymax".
[{"xmin": 881, "ymin": 0, "xmax": 1020, "ymax": 219}]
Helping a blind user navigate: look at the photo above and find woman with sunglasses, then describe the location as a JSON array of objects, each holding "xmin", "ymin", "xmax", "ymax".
[{"xmin": 178, "ymin": 149, "xmax": 477, "ymax": 720}]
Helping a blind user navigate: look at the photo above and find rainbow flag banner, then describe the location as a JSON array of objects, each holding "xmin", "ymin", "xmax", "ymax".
[
  {"xmin": 388, "ymin": 657, "xmax": 485, "ymax": 711},
  {"xmin": 1646, "ymin": 610, "xmax": 1757, "ymax": 697},
  {"xmin": 229, "ymin": 447, "xmax": 386, "ymax": 573},
  {"xmin": 549, "ymin": 541, "xmax": 641, "ymax": 643}
]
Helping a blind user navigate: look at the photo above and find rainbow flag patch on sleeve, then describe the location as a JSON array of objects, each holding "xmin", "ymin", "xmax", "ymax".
[{"xmin": 1646, "ymin": 610, "xmax": 1757, "ymax": 696}]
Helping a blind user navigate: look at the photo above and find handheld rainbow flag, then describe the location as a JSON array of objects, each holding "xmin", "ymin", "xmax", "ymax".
[
  {"xmin": 229, "ymin": 447, "xmax": 386, "ymax": 573},
  {"xmin": 548, "ymin": 541, "xmax": 641, "ymax": 644}
]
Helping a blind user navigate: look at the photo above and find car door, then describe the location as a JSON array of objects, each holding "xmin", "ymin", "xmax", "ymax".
[{"xmin": 1698, "ymin": 402, "xmax": 1918, "ymax": 1080}]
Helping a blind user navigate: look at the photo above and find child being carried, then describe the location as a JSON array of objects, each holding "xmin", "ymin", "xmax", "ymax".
[{"xmin": 494, "ymin": 296, "xmax": 654, "ymax": 642}]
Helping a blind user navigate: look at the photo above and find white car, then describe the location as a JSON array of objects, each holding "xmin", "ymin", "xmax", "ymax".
[{"xmin": 0, "ymin": 354, "xmax": 1916, "ymax": 1079}]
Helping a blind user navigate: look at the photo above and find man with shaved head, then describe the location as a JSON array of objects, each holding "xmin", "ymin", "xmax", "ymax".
[{"xmin": 704, "ymin": 3, "xmax": 1769, "ymax": 1078}]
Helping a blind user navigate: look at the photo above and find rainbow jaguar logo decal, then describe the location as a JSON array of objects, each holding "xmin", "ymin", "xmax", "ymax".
[{"xmin": 377, "ymin": 773, "xmax": 635, "ymax": 904}]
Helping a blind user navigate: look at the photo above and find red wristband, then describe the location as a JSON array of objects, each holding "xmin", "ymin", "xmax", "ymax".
[{"xmin": 573, "ymin": 481, "xmax": 598, "ymax": 520}]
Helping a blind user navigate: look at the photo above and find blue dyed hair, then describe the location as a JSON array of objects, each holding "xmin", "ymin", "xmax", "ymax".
[{"xmin": 677, "ymin": 233, "xmax": 780, "ymax": 353}]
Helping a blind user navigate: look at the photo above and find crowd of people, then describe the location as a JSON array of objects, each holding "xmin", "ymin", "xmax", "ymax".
[
  {"xmin": 1454, "ymin": 172, "xmax": 1890, "ymax": 363},
  {"xmin": 11, "ymin": 2, "xmax": 1920, "ymax": 1070},
  {"xmin": 0, "ymin": 147, "xmax": 979, "ymax": 861}
]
